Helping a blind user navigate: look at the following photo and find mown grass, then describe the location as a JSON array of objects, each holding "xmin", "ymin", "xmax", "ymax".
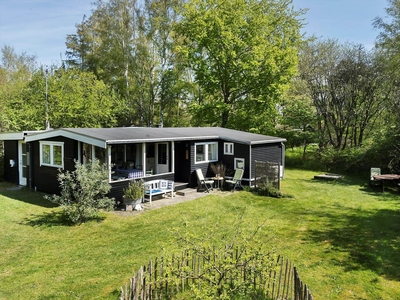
[{"xmin": 1, "ymin": 169, "xmax": 400, "ymax": 299}]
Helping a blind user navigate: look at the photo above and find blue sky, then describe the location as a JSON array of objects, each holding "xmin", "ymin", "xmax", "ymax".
[
  {"xmin": 294, "ymin": 0, "xmax": 388, "ymax": 49},
  {"xmin": 0, "ymin": 0, "xmax": 389, "ymax": 67},
  {"xmin": 0, "ymin": 0, "xmax": 93, "ymax": 67}
]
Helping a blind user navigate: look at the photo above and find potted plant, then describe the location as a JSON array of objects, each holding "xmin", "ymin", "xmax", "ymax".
[
  {"xmin": 210, "ymin": 162, "xmax": 227, "ymax": 178},
  {"xmin": 123, "ymin": 179, "xmax": 145, "ymax": 211},
  {"xmin": 210, "ymin": 162, "xmax": 227, "ymax": 190}
]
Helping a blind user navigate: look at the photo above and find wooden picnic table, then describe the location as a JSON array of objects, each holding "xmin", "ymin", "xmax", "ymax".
[{"xmin": 373, "ymin": 174, "xmax": 400, "ymax": 192}]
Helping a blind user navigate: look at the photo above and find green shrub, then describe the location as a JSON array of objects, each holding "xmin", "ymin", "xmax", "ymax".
[
  {"xmin": 255, "ymin": 183, "xmax": 283, "ymax": 198},
  {"xmin": 45, "ymin": 159, "xmax": 114, "ymax": 224},
  {"xmin": 123, "ymin": 179, "xmax": 144, "ymax": 201},
  {"xmin": 285, "ymin": 143, "xmax": 393, "ymax": 176},
  {"xmin": 285, "ymin": 146, "xmax": 325, "ymax": 171}
]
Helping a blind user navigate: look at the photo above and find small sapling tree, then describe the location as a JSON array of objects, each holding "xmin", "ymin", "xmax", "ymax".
[{"xmin": 158, "ymin": 213, "xmax": 277, "ymax": 299}]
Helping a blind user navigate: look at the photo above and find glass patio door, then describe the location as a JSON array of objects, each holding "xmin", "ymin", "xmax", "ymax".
[
  {"xmin": 156, "ymin": 143, "xmax": 168, "ymax": 174},
  {"xmin": 18, "ymin": 141, "xmax": 27, "ymax": 186}
]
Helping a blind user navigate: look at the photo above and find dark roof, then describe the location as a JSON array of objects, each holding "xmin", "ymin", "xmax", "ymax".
[{"xmin": 19, "ymin": 127, "xmax": 285, "ymax": 147}]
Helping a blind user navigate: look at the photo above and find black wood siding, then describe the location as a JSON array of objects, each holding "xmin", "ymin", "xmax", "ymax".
[
  {"xmin": 219, "ymin": 142, "xmax": 250, "ymax": 179},
  {"xmin": 187, "ymin": 141, "xmax": 284, "ymax": 187},
  {"xmin": 31, "ymin": 137, "xmax": 77, "ymax": 194},
  {"xmin": 187, "ymin": 139, "xmax": 221, "ymax": 187},
  {"xmin": 4, "ymin": 140, "xmax": 19, "ymax": 184},
  {"xmin": 250, "ymin": 143, "xmax": 284, "ymax": 179},
  {"xmin": 109, "ymin": 174, "xmax": 175, "ymax": 202}
]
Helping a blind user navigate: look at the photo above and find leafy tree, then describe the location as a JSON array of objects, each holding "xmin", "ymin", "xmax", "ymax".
[
  {"xmin": 175, "ymin": 0, "xmax": 305, "ymax": 129},
  {"xmin": 46, "ymin": 68, "xmax": 119, "ymax": 128},
  {"xmin": 66, "ymin": 0, "xmax": 189, "ymax": 127},
  {"xmin": 18, "ymin": 68, "xmax": 119, "ymax": 130},
  {"xmin": 45, "ymin": 159, "xmax": 114, "ymax": 224},
  {"xmin": 279, "ymin": 79, "xmax": 318, "ymax": 154},
  {"xmin": 374, "ymin": 0, "xmax": 400, "ymax": 71},
  {"xmin": 299, "ymin": 39, "xmax": 388, "ymax": 150},
  {"xmin": 66, "ymin": 0, "xmax": 139, "ymax": 125},
  {"xmin": 0, "ymin": 45, "xmax": 37, "ymax": 131},
  {"xmin": 373, "ymin": 0, "xmax": 400, "ymax": 172}
]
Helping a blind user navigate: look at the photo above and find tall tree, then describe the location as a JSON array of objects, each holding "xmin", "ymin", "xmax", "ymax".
[
  {"xmin": 175, "ymin": 0, "xmax": 305, "ymax": 129},
  {"xmin": 66, "ymin": 0, "xmax": 138, "ymax": 125},
  {"xmin": 46, "ymin": 68, "xmax": 119, "ymax": 128},
  {"xmin": 143, "ymin": 0, "xmax": 189, "ymax": 127},
  {"xmin": 65, "ymin": 0, "xmax": 188, "ymax": 127},
  {"xmin": 374, "ymin": 0, "xmax": 400, "ymax": 70},
  {"xmin": 0, "ymin": 46, "xmax": 37, "ymax": 131},
  {"xmin": 279, "ymin": 78, "xmax": 318, "ymax": 153},
  {"xmin": 299, "ymin": 39, "xmax": 388, "ymax": 150},
  {"xmin": 10, "ymin": 68, "xmax": 119, "ymax": 130},
  {"xmin": 373, "ymin": 0, "xmax": 400, "ymax": 171}
]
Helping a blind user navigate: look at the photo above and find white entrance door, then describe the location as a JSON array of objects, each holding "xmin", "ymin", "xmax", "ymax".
[
  {"xmin": 18, "ymin": 141, "xmax": 27, "ymax": 186},
  {"xmin": 156, "ymin": 143, "xmax": 169, "ymax": 174}
]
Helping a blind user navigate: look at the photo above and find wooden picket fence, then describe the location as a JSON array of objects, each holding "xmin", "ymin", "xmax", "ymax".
[{"xmin": 120, "ymin": 253, "xmax": 313, "ymax": 300}]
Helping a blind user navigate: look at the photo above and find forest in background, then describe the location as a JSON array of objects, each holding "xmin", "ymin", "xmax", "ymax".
[{"xmin": 1, "ymin": 0, "xmax": 400, "ymax": 175}]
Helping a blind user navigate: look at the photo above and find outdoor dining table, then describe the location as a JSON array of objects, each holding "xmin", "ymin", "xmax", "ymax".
[
  {"xmin": 115, "ymin": 168, "xmax": 143, "ymax": 179},
  {"xmin": 372, "ymin": 174, "xmax": 400, "ymax": 192}
]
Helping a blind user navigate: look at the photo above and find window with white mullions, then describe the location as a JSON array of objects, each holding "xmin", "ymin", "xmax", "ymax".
[
  {"xmin": 195, "ymin": 142, "xmax": 218, "ymax": 163},
  {"xmin": 224, "ymin": 142, "xmax": 234, "ymax": 155},
  {"xmin": 39, "ymin": 141, "xmax": 64, "ymax": 168}
]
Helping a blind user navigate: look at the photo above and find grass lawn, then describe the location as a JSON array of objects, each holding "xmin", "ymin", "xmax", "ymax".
[{"xmin": 1, "ymin": 169, "xmax": 400, "ymax": 299}]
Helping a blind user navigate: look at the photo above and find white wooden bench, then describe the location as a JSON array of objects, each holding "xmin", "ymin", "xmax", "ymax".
[{"xmin": 144, "ymin": 180, "xmax": 174, "ymax": 203}]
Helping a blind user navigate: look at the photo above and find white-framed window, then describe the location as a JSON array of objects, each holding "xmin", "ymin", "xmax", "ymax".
[
  {"xmin": 40, "ymin": 141, "xmax": 64, "ymax": 168},
  {"xmin": 195, "ymin": 142, "xmax": 218, "ymax": 163},
  {"xmin": 234, "ymin": 158, "xmax": 245, "ymax": 170},
  {"xmin": 224, "ymin": 142, "xmax": 234, "ymax": 155}
]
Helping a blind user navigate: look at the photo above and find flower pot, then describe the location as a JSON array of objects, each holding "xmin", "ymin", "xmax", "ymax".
[{"xmin": 123, "ymin": 196, "xmax": 143, "ymax": 211}]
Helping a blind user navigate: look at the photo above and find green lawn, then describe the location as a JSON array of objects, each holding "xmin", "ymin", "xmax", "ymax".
[{"xmin": 1, "ymin": 169, "xmax": 400, "ymax": 299}]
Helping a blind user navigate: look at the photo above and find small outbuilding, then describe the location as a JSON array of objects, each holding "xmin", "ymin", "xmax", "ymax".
[{"xmin": 0, "ymin": 127, "xmax": 286, "ymax": 200}]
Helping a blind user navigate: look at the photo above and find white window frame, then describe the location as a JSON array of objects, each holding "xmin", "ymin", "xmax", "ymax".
[
  {"xmin": 39, "ymin": 141, "xmax": 64, "ymax": 168},
  {"xmin": 224, "ymin": 142, "xmax": 234, "ymax": 155},
  {"xmin": 195, "ymin": 142, "xmax": 218, "ymax": 164}
]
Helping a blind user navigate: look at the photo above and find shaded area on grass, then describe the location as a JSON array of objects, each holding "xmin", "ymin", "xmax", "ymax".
[
  {"xmin": 309, "ymin": 176, "xmax": 364, "ymax": 188},
  {"xmin": 310, "ymin": 173, "xmax": 400, "ymax": 197},
  {"xmin": 20, "ymin": 211, "xmax": 67, "ymax": 227},
  {"xmin": 0, "ymin": 186, "xmax": 57, "ymax": 208},
  {"xmin": 359, "ymin": 186, "xmax": 400, "ymax": 199},
  {"xmin": 20, "ymin": 211, "xmax": 107, "ymax": 227},
  {"xmin": 307, "ymin": 205, "xmax": 400, "ymax": 281}
]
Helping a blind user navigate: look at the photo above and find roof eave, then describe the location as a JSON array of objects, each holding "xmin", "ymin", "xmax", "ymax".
[
  {"xmin": 220, "ymin": 136, "xmax": 286, "ymax": 145},
  {"xmin": 250, "ymin": 138, "xmax": 287, "ymax": 145},
  {"xmin": 25, "ymin": 129, "xmax": 107, "ymax": 148},
  {"xmin": 106, "ymin": 135, "xmax": 220, "ymax": 144},
  {"xmin": 0, "ymin": 132, "xmax": 25, "ymax": 140}
]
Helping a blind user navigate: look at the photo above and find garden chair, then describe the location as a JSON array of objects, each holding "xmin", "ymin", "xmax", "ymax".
[
  {"xmin": 369, "ymin": 167, "xmax": 382, "ymax": 188},
  {"xmin": 196, "ymin": 169, "xmax": 214, "ymax": 193},
  {"xmin": 225, "ymin": 168, "xmax": 244, "ymax": 192}
]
